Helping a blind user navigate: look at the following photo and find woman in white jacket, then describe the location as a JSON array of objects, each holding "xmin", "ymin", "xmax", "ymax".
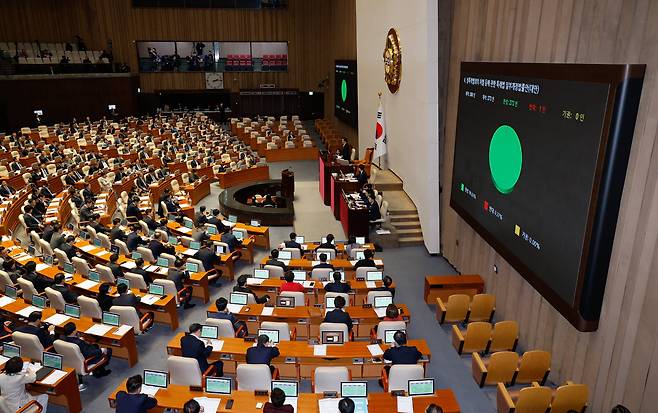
[{"xmin": 0, "ymin": 357, "xmax": 48, "ymax": 412}]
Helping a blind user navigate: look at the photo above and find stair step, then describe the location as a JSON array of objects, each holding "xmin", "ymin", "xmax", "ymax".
[
  {"xmin": 398, "ymin": 236, "xmax": 425, "ymax": 246},
  {"xmin": 396, "ymin": 228, "xmax": 423, "ymax": 236},
  {"xmin": 388, "ymin": 208, "xmax": 418, "ymax": 215},
  {"xmin": 390, "ymin": 214, "xmax": 419, "ymax": 222},
  {"xmin": 392, "ymin": 221, "xmax": 421, "ymax": 230}
]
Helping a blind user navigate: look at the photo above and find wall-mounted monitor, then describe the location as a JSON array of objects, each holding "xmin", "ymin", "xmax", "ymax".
[{"xmin": 334, "ymin": 60, "xmax": 358, "ymax": 127}]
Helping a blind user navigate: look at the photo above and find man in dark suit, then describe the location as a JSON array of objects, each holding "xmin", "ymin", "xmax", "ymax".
[
  {"xmin": 356, "ymin": 164, "xmax": 368, "ymax": 187},
  {"xmin": 131, "ymin": 258, "xmax": 153, "ymax": 284},
  {"xmin": 180, "ymin": 323, "xmax": 223, "ymax": 376},
  {"xmin": 21, "ymin": 261, "xmax": 54, "ymax": 293},
  {"xmin": 284, "ymin": 232, "xmax": 303, "ymax": 253},
  {"xmin": 340, "ymin": 138, "xmax": 351, "ymax": 161},
  {"xmin": 126, "ymin": 199, "xmax": 143, "ymax": 220},
  {"xmin": 206, "ymin": 210, "xmax": 227, "ymax": 232},
  {"xmin": 220, "ymin": 227, "xmax": 240, "ymax": 252},
  {"xmin": 113, "ymin": 283, "xmax": 150, "ymax": 320},
  {"xmin": 50, "ymin": 227, "xmax": 65, "ymax": 251},
  {"xmin": 265, "ymin": 249, "xmax": 287, "ymax": 271},
  {"xmin": 147, "ymin": 237, "xmax": 173, "ymax": 260},
  {"xmin": 79, "ymin": 199, "xmax": 96, "ymax": 222},
  {"xmin": 109, "ymin": 218, "xmax": 126, "ymax": 242},
  {"xmin": 16, "ymin": 311, "xmax": 56, "ymax": 348},
  {"xmin": 50, "ymin": 273, "xmax": 78, "ymax": 304},
  {"xmin": 69, "ymin": 187, "xmax": 84, "ymax": 209},
  {"xmin": 168, "ymin": 259, "xmax": 194, "ymax": 309},
  {"xmin": 41, "ymin": 221, "xmax": 57, "ymax": 243},
  {"xmin": 323, "ymin": 295, "xmax": 353, "ymax": 332},
  {"xmin": 246, "ymin": 334, "xmax": 280, "ymax": 374},
  {"xmin": 89, "ymin": 214, "xmax": 108, "ymax": 235},
  {"xmin": 372, "ymin": 275, "xmax": 396, "ymax": 298},
  {"xmin": 208, "ymin": 297, "xmax": 247, "ymax": 336},
  {"xmin": 382, "ymin": 331, "xmax": 422, "ymax": 371},
  {"xmin": 59, "ymin": 235, "xmax": 77, "ymax": 260},
  {"xmin": 354, "ymin": 249, "xmax": 377, "ymax": 269},
  {"xmin": 194, "ymin": 206, "xmax": 208, "ymax": 226},
  {"xmin": 324, "ymin": 272, "xmax": 351, "ymax": 294},
  {"xmin": 316, "ymin": 233, "xmax": 337, "ymax": 252},
  {"xmin": 22, "ymin": 205, "xmax": 42, "ymax": 232},
  {"xmin": 368, "ymin": 196, "xmax": 382, "ymax": 222},
  {"xmin": 234, "ymin": 274, "xmax": 269, "ymax": 304},
  {"xmin": 126, "ymin": 225, "xmax": 147, "ymax": 252},
  {"xmin": 108, "ymin": 253, "xmax": 124, "ymax": 280},
  {"xmin": 115, "ymin": 374, "xmax": 158, "ymax": 413},
  {"xmin": 0, "ymin": 182, "xmax": 15, "ymax": 197},
  {"xmin": 194, "ymin": 241, "xmax": 220, "ymax": 272},
  {"xmin": 313, "ymin": 253, "xmax": 334, "ymax": 270},
  {"xmin": 82, "ymin": 183, "xmax": 95, "ymax": 202},
  {"xmin": 62, "ymin": 322, "xmax": 112, "ymax": 378}
]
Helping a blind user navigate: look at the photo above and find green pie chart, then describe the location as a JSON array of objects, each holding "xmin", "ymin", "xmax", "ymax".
[
  {"xmin": 489, "ymin": 125, "xmax": 522, "ymax": 194},
  {"xmin": 341, "ymin": 79, "xmax": 347, "ymax": 102}
]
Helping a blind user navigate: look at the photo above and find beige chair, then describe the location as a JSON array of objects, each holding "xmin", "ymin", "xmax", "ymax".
[
  {"xmin": 436, "ymin": 294, "xmax": 470, "ymax": 324},
  {"xmin": 355, "ymin": 266, "xmax": 378, "ymax": 279},
  {"xmin": 311, "ymin": 268, "xmax": 333, "ymax": 280},
  {"xmin": 97, "ymin": 233, "xmax": 112, "ymax": 250},
  {"xmin": 114, "ymin": 240, "xmax": 130, "ymax": 256},
  {"xmin": 137, "ymin": 247, "xmax": 155, "ymax": 263},
  {"xmin": 468, "ymin": 294, "xmax": 496, "ymax": 322},
  {"xmin": 281, "ymin": 247, "xmax": 301, "ymax": 259},
  {"xmin": 78, "ymin": 296, "xmax": 102, "ymax": 320},
  {"xmin": 204, "ymin": 318, "xmax": 241, "ymax": 338},
  {"xmin": 44, "ymin": 287, "xmax": 66, "ymax": 311},
  {"xmin": 489, "ymin": 321, "xmax": 519, "ymax": 353},
  {"xmin": 472, "ymin": 351, "xmax": 519, "ymax": 387},
  {"xmin": 167, "ymin": 356, "xmax": 215, "ymax": 387},
  {"xmin": 312, "ymin": 366, "xmax": 350, "ymax": 393},
  {"xmin": 316, "ymin": 248, "xmax": 336, "ymax": 260},
  {"xmin": 53, "ymin": 339, "xmax": 110, "ymax": 385},
  {"xmin": 452, "ymin": 321, "xmax": 492, "ymax": 355},
  {"xmin": 0, "ymin": 271, "xmax": 15, "ymax": 291},
  {"xmin": 110, "ymin": 305, "xmax": 153, "ymax": 334},
  {"xmin": 95, "ymin": 264, "xmax": 116, "ymax": 284},
  {"xmin": 12, "ymin": 331, "xmax": 49, "ymax": 360},
  {"xmin": 236, "ymin": 364, "xmax": 275, "ymax": 391},
  {"xmin": 374, "ymin": 320, "xmax": 406, "ymax": 342},
  {"xmin": 516, "ymin": 350, "xmax": 551, "ymax": 385},
  {"xmin": 319, "ymin": 322, "xmax": 350, "ymax": 343},
  {"xmin": 53, "ymin": 248, "xmax": 71, "ymax": 267},
  {"xmin": 278, "ymin": 291, "xmax": 306, "ymax": 307},
  {"xmin": 549, "ymin": 382, "xmax": 588, "ymax": 413},
  {"xmin": 38, "ymin": 239, "xmax": 54, "ymax": 256},
  {"xmin": 17, "ymin": 278, "xmax": 38, "ymax": 303},
  {"xmin": 382, "ymin": 364, "xmax": 424, "ymax": 392},
  {"xmin": 124, "ymin": 272, "xmax": 148, "ymax": 290},
  {"xmin": 159, "ymin": 252, "xmax": 176, "ymax": 267},
  {"xmin": 260, "ymin": 321, "xmax": 295, "ymax": 341},
  {"xmin": 153, "ymin": 279, "xmax": 187, "ymax": 306},
  {"xmin": 72, "ymin": 257, "xmax": 91, "ymax": 276},
  {"xmin": 264, "ymin": 265, "xmax": 284, "ymax": 279},
  {"xmin": 366, "ymin": 290, "xmax": 392, "ymax": 305},
  {"xmin": 0, "ymin": 397, "xmax": 42, "ymax": 413},
  {"xmin": 325, "ymin": 292, "xmax": 350, "ymax": 307},
  {"xmin": 496, "ymin": 383, "xmax": 552, "ymax": 413}
]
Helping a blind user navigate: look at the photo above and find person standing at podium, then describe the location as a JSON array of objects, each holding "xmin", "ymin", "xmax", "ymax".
[{"xmin": 340, "ymin": 138, "xmax": 351, "ymax": 161}]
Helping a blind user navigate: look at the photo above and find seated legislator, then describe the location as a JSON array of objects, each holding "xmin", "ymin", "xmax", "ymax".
[
  {"xmin": 220, "ymin": 226, "xmax": 241, "ymax": 252},
  {"xmin": 264, "ymin": 387, "xmax": 294, "ymax": 413},
  {"xmin": 184, "ymin": 399, "xmax": 201, "ymax": 413},
  {"xmin": 195, "ymin": 206, "xmax": 208, "ymax": 226},
  {"xmin": 280, "ymin": 271, "xmax": 305, "ymax": 292},
  {"xmin": 372, "ymin": 275, "xmax": 396, "ymax": 298},
  {"xmin": 208, "ymin": 297, "xmax": 247, "ymax": 337},
  {"xmin": 206, "ymin": 209, "xmax": 227, "ymax": 232},
  {"xmin": 114, "ymin": 283, "xmax": 152, "ymax": 320},
  {"xmin": 21, "ymin": 261, "xmax": 54, "ymax": 293},
  {"xmin": 131, "ymin": 258, "xmax": 153, "ymax": 285},
  {"xmin": 324, "ymin": 271, "xmax": 351, "ymax": 294},
  {"xmin": 0, "ymin": 356, "xmax": 49, "ymax": 412},
  {"xmin": 168, "ymin": 259, "xmax": 195, "ymax": 309},
  {"xmin": 353, "ymin": 249, "xmax": 377, "ymax": 269},
  {"xmin": 383, "ymin": 304, "xmax": 404, "ymax": 321},
  {"xmin": 323, "ymin": 295, "xmax": 353, "ymax": 332},
  {"xmin": 313, "ymin": 253, "xmax": 334, "ymax": 270},
  {"xmin": 194, "ymin": 240, "xmax": 221, "ymax": 272},
  {"xmin": 180, "ymin": 323, "xmax": 223, "ymax": 376},
  {"xmin": 16, "ymin": 311, "xmax": 57, "ymax": 348},
  {"xmin": 339, "ymin": 398, "xmax": 355, "ymax": 413},
  {"xmin": 247, "ymin": 334, "xmax": 280, "ymax": 374},
  {"xmin": 316, "ymin": 233, "xmax": 337, "ymax": 252},
  {"xmin": 22, "ymin": 205, "xmax": 42, "ymax": 232},
  {"xmin": 115, "ymin": 374, "xmax": 158, "ymax": 413},
  {"xmin": 51, "ymin": 273, "xmax": 79, "ymax": 304},
  {"xmin": 266, "ymin": 249, "xmax": 288, "ymax": 271},
  {"xmin": 97, "ymin": 283, "xmax": 115, "ymax": 312},
  {"xmin": 148, "ymin": 236, "xmax": 174, "ymax": 260},
  {"xmin": 108, "ymin": 254, "xmax": 125, "ymax": 280},
  {"xmin": 234, "ymin": 274, "xmax": 270, "ymax": 304},
  {"xmin": 368, "ymin": 194, "xmax": 382, "ymax": 221},
  {"xmin": 126, "ymin": 224, "xmax": 148, "ymax": 252},
  {"xmin": 59, "ymin": 235, "xmax": 77, "ymax": 260},
  {"xmin": 383, "ymin": 331, "xmax": 422, "ymax": 367},
  {"xmin": 62, "ymin": 322, "xmax": 112, "ymax": 377},
  {"xmin": 344, "ymin": 236, "xmax": 360, "ymax": 258},
  {"xmin": 110, "ymin": 218, "xmax": 127, "ymax": 242},
  {"xmin": 356, "ymin": 164, "xmax": 368, "ymax": 187},
  {"xmin": 284, "ymin": 232, "xmax": 303, "ymax": 253}
]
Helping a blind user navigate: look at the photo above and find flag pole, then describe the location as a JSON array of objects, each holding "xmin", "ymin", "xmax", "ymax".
[{"xmin": 377, "ymin": 92, "xmax": 382, "ymax": 170}]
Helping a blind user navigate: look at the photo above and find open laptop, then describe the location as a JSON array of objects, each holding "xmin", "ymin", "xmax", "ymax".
[
  {"xmin": 292, "ymin": 270, "xmax": 306, "ymax": 281},
  {"xmin": 366, "ymin": 271, "xmax": 383, "ymax": 282},
  {"xmin": 144, "ymin": 370, "xmax": 169, "ymax": 389},
  {"xmin": 200, "ymin": 325, "xmax": 219, "ymax": 340},
  {"xmin": 102, "ymin": 311, "xmax": 120, "ymax": 327},
  {"xmin": 36, "ymin": 352, "xmax": 63, "ymax": 381},
  {"xmin": 355, "ymin": 236, "xmax": 366, "ymax": 245},
  {"xmin": 374, "ymin": 295, "xmax": 393, "ymax": 308},
  {"xmin": 2, "ymin": 343, "xmax": 20, "ymax": 358},
  {"xmin": 276, "ymin": 296, "xmax": 295, "ymax": 308},
  {"xmin": 254, "ymin": 268, "xmax": 269, "ymax": 279},
  {"xmin": 185, "ymin": 262, "xmax": 199, "ymax": 273},
  {"xmin": 229, "ymin": 292, "xmax": 248, "ymax": 306},
  {"xmin": 31, "ymin": 294, "xmax": 47, "ymax": 309},
  {"xmin": 88, "ymin": 271, "xmax": 101, "ymax": 282},
  {"xmin": 341, "ymin": 381, "xmax": 367, "ymax": 398},
  {"xmin": 205, "ymin": 377, "xmax": 232, "ymax": 395},
  {"xmin": 408, "ymin": 378, "xmax": 434, "ymax": 396},
  {"xmin": 117, "ymin": 277, "xmax": 130, "ymax": 289},
  {"xmin": 295, "ymin": 236, "xmax": 304, "ymax": 244},
  {"xmin": 384, "ymin": 329, "xmax": 405, "ymax": 344},
  {"xmin": 355, "ymin": 251, "xmax": 366, "ymax": 260},
  {"xmin": 228, "ymin": 215, "xmax": 238, "ymax": 223},
  {"xmin": 258, "ymin": 329, "xmax": 280, "ymax": 344},
  {"xmin": 321, "ymin": 330, "xmax": 344, "ymax": 345},
  {"xmin": 278, "ymin": 250, "xmax": 292, "ymax": 261},
  {"xmin": 272, "ymin": 380, "xmax": 298, "ymax": 399},
  {"xmin": 148, "ymin": 283, "xmax": 165, "ymax": 296},
  {"xmin": 64, "ymin": 304, "xmax": 81, "ymax": 319},
  {"xmin": 250, "ymin": 219, "xmax": 261, "ymax": 227}
]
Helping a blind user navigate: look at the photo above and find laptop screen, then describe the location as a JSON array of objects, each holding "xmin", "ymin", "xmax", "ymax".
[
  {"xmin": 205, "ymin": 377, "xmax": 232, "ymax": 394},
  {"xmin": 117, "ymin": 277, "xmax": 130, "ymax": 289},
  {"xmin": 5, "ymin": 285, "xmax": 17, "ymax": 299},
  {"xmin": 276, "ymin": 296, "xmax": 295, "ymax": 308},
  {"xmin": 292, "ymin": 270, "xmax": 306, "ymax": 281},
  {"xmin": 232, "ymin": 230, "xmax": 243, "ymax": 241},
  {"xmin": 63, "ymin": 262, "xmax": 75, "ymax": 274},
  {"xmin": 131, "ymin": 252, "xmax": 142, "ymax": 260},
  {"xmin": 325, "ymin": 296, "xmax": 336, "ymax": 309},
  {"xmin": 295, "ymin": 236, "xmax": 304, "ymax": 244},
  {"xmin": 168, "ymin": 236, "xmax": 178, "ymax": 245},
  {"xmin": 200, "ymin": 325, "xmax": 218, "ymax": 339},
  {"xmin": 27, "ymin": 245, "xmax": 35, "ymax": 255},
  {"xmin": 43, "ymin": 255, "xmax": 54, "ymax": 265},
  {"xmin": 32, "ymin": 294, "xmax": 46, "ymax": 309},
  {"xmin": 278, "ymin": 250, "xmax": 292, "ymax": 260},
  {"xmin": 271, "ymin": 380, "xmax": 298, "ymax": 398},
  {"xmin": 110, "ymin": 245, "xmax": 120, "ymax": 254},
  {"xmin": 206, "ymin": 226, "xmax": 217, "ymax": 235},
  {"xmin": 384, "ymin": 329, "xmax": 405, "ymax": 344},
  {"xmin": 355, "ymin": 251, "xmax": 365, "ymax": 260},
  {"xmin": 215, "ymin": 244, "xmax": 226, "ymax": 255},
  {"xmin": 250, "ymin": 219, "xmax": 261, "ymax": 227},
  {"xmin": 355, "ymin": 236, "xmax": 366, "ymax": 245},
  {"xmin": 228, "ymin": 215, "xmax": 237, "ymax": 223},
  {"xmin": 3, "ymin": 343, "xmax": 20, "ymax": 358},
  {"xmin": 156, "ymin": 257, "xmax": 169, "ymax": 267},
  {"xmin": 42, "ymin": 352, "xmax": 63, "ymax": 370},
  {"xmin": 408, "ymin": 379, "xmax": 434, "ymax": 396},
  {"xmin": 88, "ymin": 271, "xmax": 100, "ymax": 282},
  {"xmin": 102, "ymin": 311, "xmax": 120, "ymax": 327},
  {"xmin": 366, "ymin": 271, "xmax": 383, "ymax": 281},
  {"xmin": 374, "ymin": 296, "xmax": 393, "ymax": 308},
  {"xmin": 254, "ymin": 268, "xmax": 269, "ymax": 279},
  {"xmin": 229, "ymin": 292, "xmax": 248, "ymax": 305},
  {"xmin": 341, "ymin": 381, "xmax": 367, "ymax": 398},
  {"xmin": 64, "ymin": 304, "xmax": 81, "ymax": 319},
  {"xmin": 185, "ymin": 262, "xmax": 199, "ymax": 273},
  {"xmin": 79, "ymin": 231, "xmax": 89, "ymax": 240},
  {"xmin": 190, "ymin": 241, "xmax": 201, "ymax": 250},
  {"xmin": 93, "ymin": 238, "xmax": 102, "ymax": 247},
  {"xmin": 257, "ymin": 329, "xmax": 280, "ymax": 344},
  {"xmin": 321, "ymin": 330, "xmax": 344, "ymax": 344},
  {"xmin": 184, "ymin": 219, "xmax": 194, "ymax": 229},
  {"xmin": 144, "ymin": 370, "xmax": 168, "ymax": 388},
  {"xmin": 148, "ymin": 284, "xmax": 165, "ymax": 296}
]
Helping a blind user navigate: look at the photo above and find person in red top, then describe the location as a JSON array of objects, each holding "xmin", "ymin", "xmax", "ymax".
[
  {"xmin": 383, "ymin": 303, "xmax": 403, "ymax": 321},
  {"xmin": 264, "ymin": 388, "xmax": 294, "ymax": 413},
  {"xmin": 280, "ymin": 270, "xmax": 305, "ymax": 292}
]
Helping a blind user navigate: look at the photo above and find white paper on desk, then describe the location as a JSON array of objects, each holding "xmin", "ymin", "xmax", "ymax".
[
  {"xmin": 227, "ymin": 304, "xmax": 243, "ymax": 314},
  {"xmin": 140, "ymin": 384, "xmax": 160, "ymax": 397},
  {"xmin": 113, "ymin": 324, "xmax": 133, "ymax": 336},
  {"xmin": 84, "ymin": 324, "xmax": 114, "ymax": 336},
  {"xmin": 260, "ymin": 307, "xmax": 274, "ymax": 316},
  {"xmin": 210, "ymin": 339, "xmax": 224, "ymax": 351},
  {"xmin": 349, "ymin": 260, "xmax": 358, "ymax": 266},
  {"xmin": 0, "ymin": 355, "xmax": 9, "ymax": 365},
  {"xmin": 302, "ymin": 281, "xmax": 315, "ymax": 288},
  {"xmin": 288, "ymin": 397, "xmax": 298, "ymax": 412},
  {"xmin": 318, "ymin": 398, "xmax": 340, "ymax": 413},
  {"xmin": 221, "ymin": 220, "xmax": 236, "ymax": 227},
  {"xmin": 145, "ymin": 265, "xmax": 159, "ymax": 272},
  {"xmin": 182, "ymin": 248, "xmax": 197, "ymax": 256},
  {"xmin": 365, "ymin": 281, "xmax": 377, "ymax": 289},
  {"xmin": 246, "ymin": 278, "xmax": 264, "ymax": 286},
  {"xmin": 140, "ymin": 294, "xmax": 160, "ymax": 305},
  {"xmin": 39, "ymin": 369, "xmax": 68, "ymax": 385},
  {"xmin": 396, "ymin": 396, "xmax": 413, "ymax": 413},
  {"xmin": 314, "ymin": 344, "xmax": 327, "ymax": 356},
  {"xmin": 374, "ymin": 308, "xmax": 387, "ymax": 318},
  {"xmin": 95, "ymin": 251, "xmax": 111, "ymax": 259},
  {"xmin": 44, "ymin": 313, "xmax": 70, "ymax": 326},
  {"xmin": 80, "ymin": 244, "xmax": 96, "ymax": 252},
  {"xmin": 76, "ymin": 279, "xmax": 99, "ymax": 290},
  {"xmin": 301, "ymin": 244, "xmax": 308, "ymax": 250},
  {"xmin": 194, "ymin": 397, "xmax": 221, "ymax": 413},
  {"xmin": 35, "ymin": 263, "xmax": 50, "ymax": 271},
  {"xmin": 367, "ymin": 344, "xmax": 384, "ymax": 357},
  {"xmin": 311, "ymin": 261, "xmax": 321, "ymax": 267},
  {"xmin": 280, "ymin": 260, "xmax": 290, "ymax": 266},
  {"xmin": 139, "ymin": 196, "xmax": 150, "ymax": 202},
  {"xmin": 177, "ymin": 226, "xmax": 192, "ymax": 234},
  {"xmin": 121, "ymin": 261, "xmax": 137, "ymax": 269},
  {"xmin": 17, "ymin": 306, "xmax": 41, "ymax": 317},
  {"xmin": 374, "ymin": 259, "xmax": 383, "ymax": 266},
  {"xmin": 0, "ymin": 296, "xmax": 15, "ymax": 307}
]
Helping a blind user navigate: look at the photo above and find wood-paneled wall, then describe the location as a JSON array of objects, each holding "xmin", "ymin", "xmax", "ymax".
[
  {"xmin": 440, "ymin": 1, "xmax": 658, "ymax": 412},
  {"xmin": 0, "ymin": 0, "xmax": 357, "ymax": 126}
]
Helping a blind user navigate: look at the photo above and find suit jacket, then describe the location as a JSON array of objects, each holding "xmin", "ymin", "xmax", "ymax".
[
  {"xmin": 126, "ymin": 204, "xmax": 142, "ymax": 220},
  {"xmin": 372, "ymin": 286, "xmax": 396, "ymax": 299},
  {"xmin": 147, "ymin": 239, "xmax": 169, "ymax": 259},
  {"xmin": 265, "ymin": 259, "xmax": 287, "ymax": 271},
  {"xmin": 115, "ymin": 391, "xmax": 158, "ymax": 413},
  {"xmin": 16, "ymin": 324, "xmax": 55, "ymax": 348},
  {"xmin": 283, "ymin": 240, "xmax": 302, "ymax": 252},
  {"xmin": 180, "ymin": 334, "xmax": 213, "ymax": 372},
  {"xmin": 59, "ymin": 243, "xmax": 76, "ymax": 260},
  {"xmin": 113, "ymin": 292, "xmax": 142, "ymax": 317},
  {"xmin": 220, "ymin": 232, "xmax": 239, "ymax": 252},
  {"xmin": 263, "ymin": 403, "xmax": 294, "ymax": 413},
  {"xmin": 316, "ymin": 242, "xmax": 337, "ymax": 252},
  {"xmin": 354, "ymin": 258, "xmax": 377, "ymax": 269},
  {"xmin": 52, "ymin": 284, "xmax": 78, "ymax": 304},
  {"xmin": 50, "ymin": 232, "xmax": 65, "ymax": 250},
  {"xmin": 194, "ymin": 248, "xmax": 220, "ymax": 271},
  {"xmin": 97, "ymin": 293, "xmax": 114, "ymax": 312},
  {"xmin": 167, "ymin": 268, "xmax": 189, "ymax": 291},
  {"xmin": 63, "ymin": 335, "xmax": 103, "ymax": 361},
  {"xmin": 110, "ymin": 226, "xmax": 126, "ymax": 242},
  {"xmin": 383, "ymin": 345, "xmax": 422, "ymax": 365},
  {"xmin": 246, "ymin": 344, "xmax": 280, "ymax": 365},
  {"xmin": 23, "ymin": 213, "xmax": 40, "ymax": 229},
  {"xmin": 22, "ymin": 272, "xmax": 53, "ymax": 293},
  {"xmin": 42, "ymin": 226, "xmax": 56, "ymax": 242},
  {"xmin": 108, "ymin": 262, "xmax": 124, "ymax": 279},
  {"xmin": 126, "ymin": 232, "xmax": 146, "ymax": 252},
  {"xmin": 369, "ymin": 202, "xmax": 381, "ymax": 221},
  {"xmin": 0, "ymin": 184, "xmax": 14, "ymax": 197},
  {"xmin": 341, "ymin": 143, "xmax": 351, "ymax": 160},
  {"xmin": 313, "ymin": 262, "xmax": 334, "ymax": 270},
  {"xmin": 323, "ymin": 308, "xmax": 353, "ymax": 331},
  {"xmin": 324, "ymin": 282, "xmax": 351, "ymax": 294}
]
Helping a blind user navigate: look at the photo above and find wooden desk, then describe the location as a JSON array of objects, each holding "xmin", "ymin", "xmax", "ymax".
[
  {"xmin": 216, "ymin": 165, "xmax": 270, "ymax": 189},
  {"xmin": 235, "ymin": 222, "xmax": 270, "ymax": 250},
  {"xmin": 185, "ymin": 177, "xmax": 211, "ymax": 205},
  {"xmin": 368, "ymin": 391, "xmax": 460, "ymax": 413},
  {"xmin": 318, "ymin": 155, "xmax": 353, "ymax": 206},
  {"xmin": 258, "ymin": 257, "xmax": 384, "ymax": 279},
  {"xmin": 423, "ymin": 275, "xmax": 485, "ymax": 304},
  {"xmin": 340, "ymin": 191, "xmax": 369, "ymax": 238},
  {"xmin": 264, "ymin": 146, "xmax": 319, "ymax": 162},
  {"xmin": 166, "ymin": 334, "xmax": 428, "ymax": 379},
  {"xmin": 0, "ymin": 188, "xmax": 30, "ymax": 235},
  {"xmin": 331, "ymin": 175, "xmax": 360, "ymax": 219},
  {"xmin": 0, "ymin": 297, "xmax": 139, "ymax": 367}
]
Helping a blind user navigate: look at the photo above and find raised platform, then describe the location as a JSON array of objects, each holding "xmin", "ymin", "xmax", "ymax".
[{"xmin": 218, "ymin": 179, "xmax": 294, "ymax": 226}]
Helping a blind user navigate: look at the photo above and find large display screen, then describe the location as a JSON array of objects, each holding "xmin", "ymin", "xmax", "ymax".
[
  {"xmin": 335, "ymin": 60, "xmax": 358, "ymax": 127},
  {"xmin": 450, "ymin": 63, "xmax": 645, "ymax": 331}
]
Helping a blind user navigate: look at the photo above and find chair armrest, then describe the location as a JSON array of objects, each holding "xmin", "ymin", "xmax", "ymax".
[
  {"xmin": 370, "ymin": 328, "xmax": 377, "ymax": 342},
  {"xmin": 496, "ymin": 382, "xmax": 514, "ymax": 413},
  {"xmin": 83, "ymin": 352, "xmax": 108, "ymax": 372},
  {"xmin": 489, "ymin": 306, "xmax": 496, "ymax": 322},
  {"xmin": 234, "ymin": 324, "xmax": 245, "ymax": 338},
  {"xmin": 177, "ymin": 287, "xmax": 189, "ymax": 302},
  {"xmin": 451, "ymin": 325, "xmax": 464, "ymax": 354},
  {"xmin": 16, "ymin": 400, "xmax": 42, "ymax": 413},
  {"xmin": 44, "ymin": 345, "xmax": 54, "ymax": 353},
  {"xmin": 290, "ymin": 327, "xmax": 297, "ymax": 341},
  {"xmin": 436, "ymin": 298, "xmax": 447, "ymax": 324},
  {"xmin": 472, "ymin": 352, "xmax": 488, "ymax": 387},
  {"xmin": 381, "ymin": 366, "xmax": 390, "ymax": 392},
  {"xmin": 140, "ymin": 312, "xmax": 154, "ymax": 331},
  {"xmin": 272, "ymin": 367, "xmax": 280, "ymax": 380},
  {"xmin": 202, "ymin": 364, "xmax": 217, "ymax": 380}
]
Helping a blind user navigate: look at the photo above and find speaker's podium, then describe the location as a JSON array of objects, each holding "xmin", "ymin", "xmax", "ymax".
[{"xmin": 281, "ymin": 168, "xmax": 294, "ymax": 199}]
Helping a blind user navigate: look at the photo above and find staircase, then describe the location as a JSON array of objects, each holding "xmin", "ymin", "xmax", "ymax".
[{"xmin": 370, "ymin": 166, "xmax": 424, "ymax": 247}]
